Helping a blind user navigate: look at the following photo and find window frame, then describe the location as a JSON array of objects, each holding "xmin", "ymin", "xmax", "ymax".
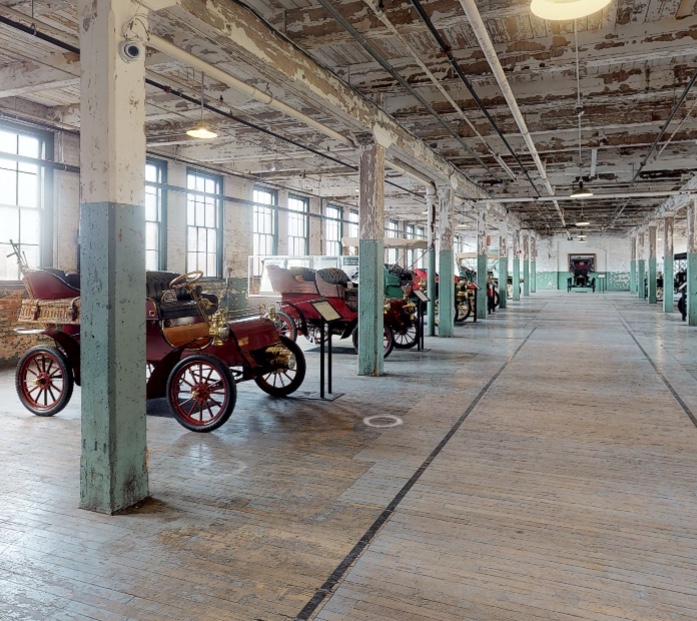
[
  {"xmin": 287, "ymin": 193, "xmax": 310, "ymax": 256},
  {"xmin": 253, "ymin": 187, "xmax": 279, "ymax": 257},
  {"xmin": 0, "ymin": 121, "xmax": 54, "ymax": 281},
  {"xmin": 186, "ymin": 168, "xmax": 223, "ymax": 278},
  {"xmin": 145, "ymin": 158, "xmax": 167, "ymax": 271},
  {"xmin": 325, "ymin": 204, "xmax": 343, "ymax": 256}
]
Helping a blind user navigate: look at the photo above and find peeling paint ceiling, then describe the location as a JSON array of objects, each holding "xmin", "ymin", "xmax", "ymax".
[{"xmin": 1, "ymin": 0, "xmax": 696, "ymax": 235}]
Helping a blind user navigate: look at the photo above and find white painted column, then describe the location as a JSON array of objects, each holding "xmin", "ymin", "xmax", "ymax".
[
  {"xmin": 512, "ymin": 230, "xmax": 520, "ymax": 301},
  {"xmin": 637, "ymin": 231, "xmax": 646, "ymax": 299},
  {"xmin": 476, "ymin": 208, "xmax": 487, "ymax": 319},
  {"xmin": 78, "ymin": 0, "xmax": 149, "ymax": 513},
  {"xmin": 522, "ymin": 231, "xmax": 530, "ymax": 296},
  {"xmin": 357, "ymin": 136, "xmax": 385, "ymax": 375},
  {"xmin": 687, "ymin": 200, "xmax": 697, "ymax": 325},
  {"xmin": 663, "ymin": 216, "xmax": 674, "ymax": 313},
  {"xmin": 498, "ymin": 221, "xmax": 508, "ymax": 309},
  {"xmin": 437, "ymin": 185, "xmax": 455, "ymax": 337},
  {"xmin": 629, "ymin": 235, "xmax": 637, "ymax": 294},
  {"xmin": 426, "ymin": 185, "xmax": 437, "ymax": 336},
  {"xmin": 648, "ymin": 223, "xmax": 658, "ymax": 304}
]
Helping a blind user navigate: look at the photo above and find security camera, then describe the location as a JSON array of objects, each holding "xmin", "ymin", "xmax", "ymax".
[{"xmin": 118, "ymin": 40, "xmax": 144, "ymax": 62}]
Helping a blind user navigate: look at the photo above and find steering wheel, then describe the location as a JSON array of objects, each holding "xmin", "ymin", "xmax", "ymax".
[{"xmin": 169, "ymin": 270, "xmax": 203, "ymax": 290}]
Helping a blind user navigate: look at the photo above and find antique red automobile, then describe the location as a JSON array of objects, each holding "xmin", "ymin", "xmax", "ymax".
[
  {"xmin": 11, "ymin": 243, "xmax": 306, "ymax": 432},
  {"xmin": 266, "ymin": 265, "xmax": 416, "ymax": 355}
]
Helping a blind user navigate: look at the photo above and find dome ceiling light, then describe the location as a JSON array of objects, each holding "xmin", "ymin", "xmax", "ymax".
[
  {"xmin": 530, "ymin": 0, "xmax": 613, "ymax": 21},
  {"xmin": 186, "ymin": 71, "xmax": 218, "ymax": 140}
]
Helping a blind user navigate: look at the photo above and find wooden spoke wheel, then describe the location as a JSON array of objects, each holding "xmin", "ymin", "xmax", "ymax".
[
  {"xmin": 274, "ymin": 310, "xmax": 298, "ymax": 342},
  {"xmin": 15, "ymin": 345, "xmax": 74, "ymax": 416},
  {"xmin": 352, "ymin": 326, "xmax": 395, "ymax": 358},
  {"xmin": 254, "ymin": 336, "xmax": 306, "ymax": 397},
  {"xmin": 392, "ymin": 321, "xmax": 419, "ymax": 349},
  {"xmin": 166, "ymin": 354, "xmax": 236, "ymax": 432}
]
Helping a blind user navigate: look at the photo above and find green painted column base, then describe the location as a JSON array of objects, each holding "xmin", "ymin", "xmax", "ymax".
[
  {"xmin": 688, "ymin": 253, "xmax": 697, "ymax": 326},
  {"xmin": 498, "ymin": 258, "xmax": 507, "ymax": 309},
  {"xmin": 523, "ymin": 260, "xmax": 530, "ymax": 296},
  {"xmin": 439, "ymin": 249, "xmax": 454, "ymax": 337},
  {"xmin": 648, "ymin": 257, "xmax": 657, "ymax": 304},
  {"xmin": 512, "ymin": 259, "xmax": 520, "ymax": 301},
  {"xmin": 80, "ymin": 202, "xmax": 149, "ymax": 514},
  {"xmin": 530, "ymin": 260, "xmax": 536, "ymax": 293},
  {"xmin": 638, "ymin": 260, "xmax": 646, "ymax": 299},
  {"xmin": 664, "ymin": 260, "xmax": 674, "ymax": 313},
  {"xmin": 427, "ymin": 248, "xmax": 436, "ymax": 336},
  {"xmin": 477, "ymin": 254, "xmax": 487, "ymax": 319},
  {"xmin": 358, "ymin": 239, "xmax": 385, "ymax": 376},
  {"xmin": 629, "ymin": 261, "xmax": 637, "ymax": 295}
]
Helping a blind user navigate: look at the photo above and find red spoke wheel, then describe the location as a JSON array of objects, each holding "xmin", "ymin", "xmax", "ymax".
[
  {"xmin": 15, "ymin": 345, "xmax": 74, "ymax": 416},
  {"xmin": 166, "ymin": 354, "xmax": 236, "ymax": 432},
  {"xmin": 352, "ymin": 326, "xmax": 395, "ymax": 358},
  {"xmin": 254, "ymin": 336, "xmax": 307, "ymax": 397}
]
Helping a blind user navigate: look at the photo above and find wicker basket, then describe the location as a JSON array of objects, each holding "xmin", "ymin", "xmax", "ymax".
[{"xmin": 18, "ymin": 297, "xmax": 81, "ymax": 325}]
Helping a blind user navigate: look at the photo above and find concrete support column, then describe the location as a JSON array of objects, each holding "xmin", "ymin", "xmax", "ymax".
[
  {"xmin": 648, "ymin": 224, "xmax": 658, "ymax": 304},
  {"xmin": 498, "ymin": 221, "xmax": 508, "ymax": 310},
  {"xmin": 426, "ymin": 186, "xmax": 437, "ymax": 336},
  {"xmin": 437, "ymin": 186, "xmax": 455, "ymax": 337},
  {"xmin": 476, "ymin": 209, "xmax": 487, "ymax": 320},
  {"xmin": 78, "ymin": 0, "xmax": 149, "ymax": 513},
  {"xmin": 512, "ymin": 230, "xmax": 521, "ymax": 301},
  {"xmin": 687, "ymin": 199, "xmax": 697, "ymax": 326},
  {"xmin": 629, "ymin": 235, "xmax": 637, "ymax": 295},
  {"xmin": 523, "ymin": 232, "xmax": 530, "ymax": 297},
  {"xmin": 530, "ymin": 235, "xmax": 537, "ymax": 293},
  {"xmin": 637, "ymin": 232, "xmax": 646, "ymax": 299},
  {"xmin": 357, "ymin": 138, "xmax": 385, "ymax": 376},
  {"xmin": 663, "ymin": 216, "xmax": 674, "ymax": 313}
]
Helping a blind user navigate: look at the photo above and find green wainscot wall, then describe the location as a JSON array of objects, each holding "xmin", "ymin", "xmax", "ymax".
[{"xmin": 535, "ymin": 271, "xmax": 631, "ymax": 291}]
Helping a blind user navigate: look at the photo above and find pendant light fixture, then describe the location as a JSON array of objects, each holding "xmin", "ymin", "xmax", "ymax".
[
  {"xmin": 531, "ymin": 0, "xmax": 612, "ymax": 21},
  {"xmin": 575, "ymin": 203, "xmax": 590, "ymax": 227},
  {"xmin": 186, "ymin": 71, "xmax": 218, "ymax": 140},
  {"xmin": 568, "ymin": 19, "xmax": 593, "ymax": 205},
  {"xmin": 571, "ymin": 181, "xmax": 593, "ymax": 200}
]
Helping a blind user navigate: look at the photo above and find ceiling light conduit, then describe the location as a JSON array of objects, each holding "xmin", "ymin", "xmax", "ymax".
[
  {"xmin": 362, "ymin": 0, "xmax": 516, "ymax": 182},
  {"xmin": 406, "ymin": 0, "xmax": 540, "ymax": 196},
  {"xmin": 457, "ymin": 0, "xmax": 566, "ymax": 228},
  {"xmin": 148, "ymin": 33, "xmax": 355, "ymax": 149},
  {"xmin": 313, "ymin": 0, "xmax": 497, "ymax": 183}
]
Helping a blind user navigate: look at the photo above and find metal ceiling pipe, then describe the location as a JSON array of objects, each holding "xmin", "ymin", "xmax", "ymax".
[
  {"xmin": 313, "ymin": 0, "xmax": 496, "ymax": 182},
  {"xmin": 361, "ymin": 0, "xmax": 516, "ymax": 181},
  {"xmin": 477, "ymin": 190, "xmax": 696, "ymax": 205},
  {"xmin": 148, "ymin": 34, "xmax": 355, "ymax": 149},
  {"xmin": 457, "ymin": 0, "xmax": 567, "ymax": 229}
]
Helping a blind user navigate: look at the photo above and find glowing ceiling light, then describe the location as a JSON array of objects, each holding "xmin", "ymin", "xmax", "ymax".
[
  {"xmin": 530, "ymin": 0, "xmax": 613, "ymax": 21},
  {"xmin": 186, "ymin": 125, "xmax": 218, "ymax": 139}
]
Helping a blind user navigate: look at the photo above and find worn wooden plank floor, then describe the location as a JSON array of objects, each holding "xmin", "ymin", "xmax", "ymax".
[{"xmin": 2, "ymin": 292, "xmax": 697, "ymax": 621}]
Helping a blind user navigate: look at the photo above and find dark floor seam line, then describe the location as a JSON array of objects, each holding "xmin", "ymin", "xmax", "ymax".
[
  {"xmin": 293, "ymin": 326, "xmax": 537, "ymax": 621},
  {"xmin": 619, "ymin": 317, "xmax": 697, "ymax": 429}
]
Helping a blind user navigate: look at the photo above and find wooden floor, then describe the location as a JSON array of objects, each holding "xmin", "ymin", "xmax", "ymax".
[{"xmin": 2, "ymin": 292, "xmax": 697, "ymax": 621}]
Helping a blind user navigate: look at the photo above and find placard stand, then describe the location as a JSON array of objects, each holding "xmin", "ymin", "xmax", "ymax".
[
  {"xmin": 413, "ymin": 289, "xmax": 430, "ymax": 352},
  {"xmin": 306, "ymin": 300, "xmax": 343, "ymax": 401}
]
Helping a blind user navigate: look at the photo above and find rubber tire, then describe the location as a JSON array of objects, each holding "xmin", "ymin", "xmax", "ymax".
[
  {"xmin": 352, "ymin": 326, "xmax": 395, "ymax": 358},
  {"xmin": 392, "ymin": 321, "xmax": 419, "ymax": 349},
  {"xmin": 454, "ymin": 296, "xmax": 472, "ymax": 323},
  {"xmin": 166, "ymin": 354, "xmax": 236, "ymax": 432},
  {"xmin": 15, "ymin": 345, "xmax": 74, "ymax": 416},
  {"xmin": 274, "ymin": 310, "xmax": 297, "ymax": 342},
  {"xmin": 254, "ymin": 336, "xmax": 307, "ymax": 397},
  {"xmin": 493, "ymin": 290, "xmax": 500, "ymax": 308}
]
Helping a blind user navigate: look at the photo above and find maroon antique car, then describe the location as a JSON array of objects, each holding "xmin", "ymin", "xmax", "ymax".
[
  {"xmin": 11, "ymin": 243, "xmax": 306, "ymax": 432},
  {"xmin": 266, "ymin": 265, "xmax": 403, "ymax": 356}
]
